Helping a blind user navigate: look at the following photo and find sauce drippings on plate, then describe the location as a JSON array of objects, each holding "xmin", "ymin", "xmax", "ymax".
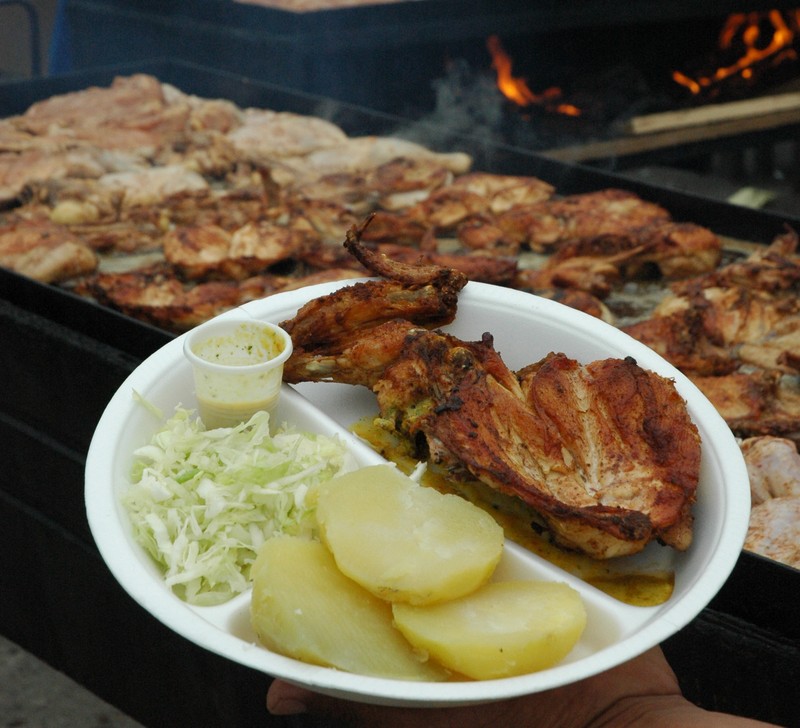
[{"xmin": 352, "ymin": 417, "xmax": 674, "ymax": 608}]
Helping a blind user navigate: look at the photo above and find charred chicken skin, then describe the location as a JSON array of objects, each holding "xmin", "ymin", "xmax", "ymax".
[{"xmin": 281, "ymin": 218, "xmax": 701, "ymax": 559}]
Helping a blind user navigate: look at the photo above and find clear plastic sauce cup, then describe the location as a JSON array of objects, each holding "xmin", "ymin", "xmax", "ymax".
[{"xmin": 183, "ymin": 317, "xmax": 293, "ymax": 429}]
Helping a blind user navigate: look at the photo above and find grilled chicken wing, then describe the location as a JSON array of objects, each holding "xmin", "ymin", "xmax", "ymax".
[{"xmin": 282, "ymin": 219, "xmax": 468, "ymax": 385}]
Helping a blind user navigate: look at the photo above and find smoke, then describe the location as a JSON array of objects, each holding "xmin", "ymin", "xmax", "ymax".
[{"xmin": 390, "ymin": 59, "xmax": 524, "ymax": 157}]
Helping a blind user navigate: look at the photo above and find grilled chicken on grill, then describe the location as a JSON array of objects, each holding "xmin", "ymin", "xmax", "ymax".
[
  {"xmin": 623, "ymin": 229, "xmax": 800, "ymax": 442},
  {"xmin": 740, "ymin": 435, "xmax": 800, "ymax": 568},
  {"xmin": 0, "ymin": 216, "xmax": 98, "ymax": 282},
  {"xmin": 77, "ymin": 262, "xmax": 364, "ymax": 332},
  {"xmin": 492, "ymin": 188, "xmax": 672, "ymax": 252},
  {"xmin": 280, "ymin": 219, "xmax": 701, "ymax": 559}
]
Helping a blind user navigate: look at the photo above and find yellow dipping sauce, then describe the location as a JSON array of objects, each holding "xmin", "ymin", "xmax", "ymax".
[{"xmin": 185, "ymin": 320, "xmax": 292, "ymax": 429}]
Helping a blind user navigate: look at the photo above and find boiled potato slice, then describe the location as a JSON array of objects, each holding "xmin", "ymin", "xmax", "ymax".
[
  {"xmin": 250, "ymin": 535, "xmax": 447, "ymax": 681},
  {"xmin": 315, "ymin": 464, "xmax": 504, "ymax": 605},
  {"xmin": 392, "ymin": 580, "xmax": 587, "ymax": 680}
]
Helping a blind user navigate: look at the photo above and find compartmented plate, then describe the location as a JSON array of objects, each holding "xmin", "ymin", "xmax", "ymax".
[{"xmin": 85, "ymin": 280, "xmax": 750, "ymax": 707}]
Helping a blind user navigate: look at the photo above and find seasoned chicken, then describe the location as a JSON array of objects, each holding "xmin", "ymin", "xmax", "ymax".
[
  {"xmin": 457, "ymin": 216, "xmax": 521, "ymax": 256},
  {"xmin": 494, "ymin": 188, "xmax": 672, "ymax": 252},
  {"xmin": 0, "ymin": 217, "xmax": 97, "ymax": 282},
  {"xmin": 16, "ymin": 74, "xmax": 193, "ymax": 153},
  {"xmin": 671, "ymin": 225, "xmax": 800, "ymax": 295},
  {"xmin": 96, "ymin": 165, "xmax": 210, "ymax": 210},
  {"xmin": 280, "ymin": 224, "xmax": 700, "ymax": 559},
  {"xmin": 373, "ymin": 243, "xmax": 519, "ymax": 286},
  {"xmin": 620, "ymin": 229, "xmax": 800, "ymax": 442},
  {"xmin": 374, "ymin": 337, "xmax": 698, "ymax": 558},
  {"xmin": 226, "ymin": 108, "xmax": 350, "ymax": 167},
  {"xmin": 400, "ymin": 186, "xmax": 489, "ymax": 232},
  {"xmin": 0, "ymin": 147, "xmax": 136, "ymax": 205},
  {"xmin": 282, "ymin": 223, "xmax": 468, "ymax": 385},
  {"xmin": 448, "ymin": 172, "xmax": 555, "ymax": 213},
  {"xmin": 738, "ymin": 435, "xmax": 800, "ymax": 569},
  {"xmin": 371, "ymin": 157, "xmax": 454, "ymax": 211},
  {"xmin": 78, "ymin": 261, "xmax": 364, "ymax": 333},
  {"xmin": 287, "ymin": 197, "xmax": 361, "ymax": 246},
  {"xmin": 517, "ymin": 221, "xmax": 720, "ymax": 297},
  {"xmin": 625, "ymin": 285, "xmax": 800, "ymax": 374},
  {"xmin": 76, "ymin": 262, "xmax": 240, "ymax": 330},
  {"xmin": 356, "ymin": 210, "xmax": 428, "ymax": 245},
  {"xmin": 744, "ymin": 497, "xmax": 800, "ymax": 569},
  {"xmin": 688, "ymin": 371, "xmax": 800, "ymax": 442},
  {"xmin": 357, "ymin": 172, "xmax": 554, "ymax": 245},
  {"xmin": 163, "ymin": 220, "xmax": 306, "ymax": 280},
  {"xmin": 740, "ymin": 435, "xmax": 800, "ymax": 505}
]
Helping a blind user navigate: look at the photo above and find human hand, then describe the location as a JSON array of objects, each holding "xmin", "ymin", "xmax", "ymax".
[{"xmin": 266, "ymin": 646, "xmax": 769, "ymax": 728}]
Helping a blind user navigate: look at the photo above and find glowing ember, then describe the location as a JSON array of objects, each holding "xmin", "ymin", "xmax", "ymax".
[
  {"xmin": 487, "ymin": 35, "xmax": 581, "ymax": 115},
  {"xmin": 674, "ymin": 10, "xmax": 800, "ymax": 95}
]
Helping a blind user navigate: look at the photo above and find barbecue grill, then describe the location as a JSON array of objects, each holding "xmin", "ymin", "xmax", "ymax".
[{"xmin": 2, "ymin": 5, "xmax": 800, "ymax": 724}]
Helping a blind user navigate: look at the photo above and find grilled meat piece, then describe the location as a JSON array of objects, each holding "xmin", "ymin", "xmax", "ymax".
[
  {"xmin": 517, "ymin": 221, "xmax": 720, "ymax": 297},
  {"xmin": 744, "ymin": 496, "xmax": 800, "ymax": 569},
  {"xmin": 0, "ymin": 217, "xmax": 97, "ymax": 282},
  {"xmin": 671, "ymin": 225, "xmax": 800, "ymax": 295},
  {"xmin": 624, "ymin": 281, "xmax": 800, "ymax": 376},
  {"xmin": 516, "ymin": 354, "xmax": 698, "ymax": 553},
  {"xmin": 457, "ymin": 216, "xmax": 521, "ymax": 256},
  {"xmin": 282, "ymin": 221, "xmax": 468, "ymax": 385},
  {"xmin": 230, "ymin": 112, "xmax": 471, "ymax": 187},
  {"xmin": 448, "ymin": 172, "xmax": 555, "ymax": 213},
  {"xmin": 356, "ymin": 210, "xmax": 428, "ymax": 245},
  {"xmin": 373, "ymin": 243, "xmax": 519, "ymax": 286},
  {"xmin": 404, "ymin": 187, "xmax": 490, "ymax": 232},
  {"xmin": 163, "ymin": 220, "xmax": 305, "ymax": 280},
  {"xmin": 739, "ymin": 434, "xmax": 800, "ymax": 568},
  {"xmin": 371, "ymin": 157, "xmax": 454, "ymax": 211},
  {"xmin": 79, "ymin": 261, "xmax": 364, "ymax": 333},
  {"xmin": 374, "ymin": 336, "xmax": 698, "ymax": 558},
  {"xmin": 621, "ymin": 229, "xmax": 800, "ymax": 442},
  {"xmin": 741, "ymin": 435, "xmax": 800, "ymax": 506},
  {"xmin": 360, "ymin": 173, "xmax": 555, "ymax": 244},
  {"xmin": 687, "ymin": 370, "xmax": 800, "ymax": 442},
  {"xmin": 76, "ymin": 262, "xmax": 241, "ymax": 330},
  {"xmin": 0, "ymin": 146, "xmax": 145, "ymax": 207},
  {"xmin": 281, "ymin": 227, "xmax": 700, "ymax": 558},
  {"xmin": 16, "ymin": 74, "xmax": 192, "ymax": 153},
  {"xmin": 494, "ymin": 188, "xmax": 672, "ymax": 252}
]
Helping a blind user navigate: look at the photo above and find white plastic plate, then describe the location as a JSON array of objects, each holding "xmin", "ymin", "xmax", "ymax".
[{"xmin": 85, "ymin": 280, "xmax": 750, "ymax": 707}]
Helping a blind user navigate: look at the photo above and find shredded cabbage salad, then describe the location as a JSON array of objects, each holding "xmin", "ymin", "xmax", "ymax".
[{"xmin": 123, "ymin": 405, "xmax": 358, "ymax": 606}]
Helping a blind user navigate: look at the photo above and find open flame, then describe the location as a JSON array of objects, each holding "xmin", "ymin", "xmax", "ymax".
[
  {"xmin": 487, "ymin": 35, "xmax": 581, "ymax": 116},
  {"xmin": 673, "ymin": 9, "xmax": 800, "ymax": 95}
]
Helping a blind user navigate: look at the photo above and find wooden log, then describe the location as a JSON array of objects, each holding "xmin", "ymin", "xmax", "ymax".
[
  {"xmin": 543, "ymin": 106, "xmax": 800, "ymax": 163},
  {"xmin": 626, "ymin": 92, "xmax": 800, "ymax": 135}
]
